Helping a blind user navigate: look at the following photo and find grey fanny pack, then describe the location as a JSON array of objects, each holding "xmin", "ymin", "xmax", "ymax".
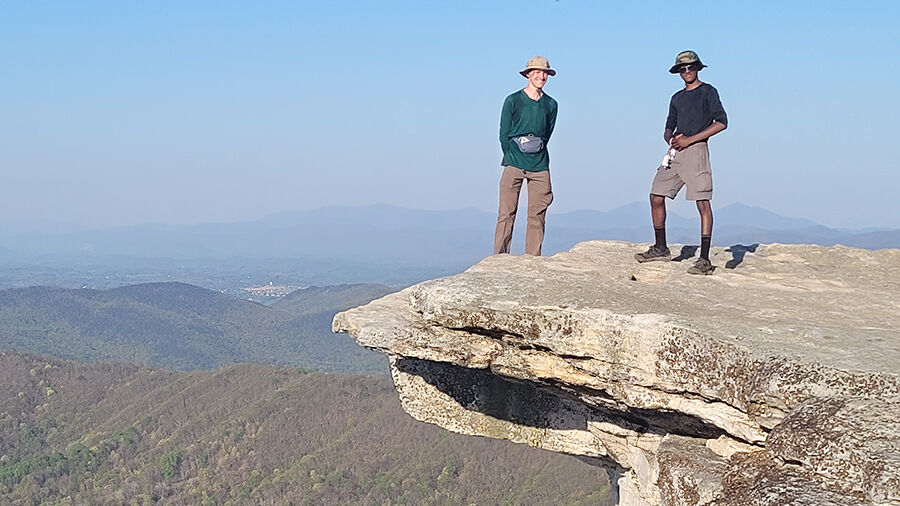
[{"xmin": 515, "ymin": 134, "xmax": 544, "ymax": 154}]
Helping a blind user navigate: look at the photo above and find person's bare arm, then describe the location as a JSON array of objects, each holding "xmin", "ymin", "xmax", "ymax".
[{"xmin": 671, "ymin": 121, "xmax": 726, "ymax": 150}]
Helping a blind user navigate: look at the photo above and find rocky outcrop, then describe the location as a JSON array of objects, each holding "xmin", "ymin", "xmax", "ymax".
[{"xmin": 333, "ymin": 241, "xmax": 900, "ymax": 505}]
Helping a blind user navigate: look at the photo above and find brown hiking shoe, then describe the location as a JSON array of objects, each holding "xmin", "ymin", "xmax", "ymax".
[
  {"xmin": 634, "ymin": 245, "xmax": 671, "ymax": 263},
  {"xmin": 687, "ymin": 257, "xmax": 714, "ymax": 275}
]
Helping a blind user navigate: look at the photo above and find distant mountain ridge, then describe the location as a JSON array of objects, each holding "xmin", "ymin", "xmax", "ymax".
[
  {"xmin": 2, "ymin": 202, "xmax": 893, "ymax": 259},
  {"xmin": 0, "ymin": 282, "xmax": 393, "ymax": 373},
  {"xmin": 0, "ymin": 203, "xmax": 896, "ymax": 289},
  {"xmin": 713, "ymin": 203, "xmax": 821, "ymax": 229},
  {"xmin": 270, "ymin": 284, "xmax": 397, "ymax": 316}
]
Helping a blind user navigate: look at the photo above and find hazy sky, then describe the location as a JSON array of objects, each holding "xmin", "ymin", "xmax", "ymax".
[{"xmin": 3, "ymin": 1, "xmax": 899, "ymax": 229}]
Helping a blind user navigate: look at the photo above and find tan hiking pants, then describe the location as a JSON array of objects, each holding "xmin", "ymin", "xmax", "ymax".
[{"xmin": 493, "ymin": 165, "xmax": 553, "ymax": 256}]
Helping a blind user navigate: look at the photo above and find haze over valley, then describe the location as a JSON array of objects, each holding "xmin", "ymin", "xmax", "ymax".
[{"xmin": 2, "ymin": 203, "xmax": 896, "ymax": 293}]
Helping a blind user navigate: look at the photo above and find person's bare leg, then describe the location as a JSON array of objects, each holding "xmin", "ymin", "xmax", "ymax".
[
  {"xmin": 651, "ymin": 194, "xmax": 667, "ymax": 229},
  {"xmin": 697, "ymin": 199, "xmax": 712, "ymax": 236},
  {"xmin": 635, "ymin": 194, "xmax": 672, "ymax": 262},
  {"xmin": 651, "ymin": 194, "xmax": 667, "ymax": 247},
  {"xmin": 697, "ymin": 199, "xmax": 713, "ymax": 260}
]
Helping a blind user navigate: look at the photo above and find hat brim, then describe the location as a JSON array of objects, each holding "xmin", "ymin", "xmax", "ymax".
[
  {"xmin": 669, "ymin": 62, "xmax": 707, "ymax": 74},
  {"xmin": 520, "ymin": 67, "xmax": 556, "ymax": 77}
]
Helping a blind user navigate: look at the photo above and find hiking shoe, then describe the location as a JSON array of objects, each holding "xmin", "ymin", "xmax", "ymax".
[
  {"xmin": 687, "ymin": 257, "xmax": 714, "ymax": 275},
  {"xmin": 634, "ymin": 245, "xmax": 671, "ymax": 263}
]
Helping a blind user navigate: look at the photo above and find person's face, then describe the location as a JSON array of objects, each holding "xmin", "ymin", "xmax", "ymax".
[
  {"xmin": 528, "ymin": 69, "xmax": 549, "ymax": 89},
  {"xmin": 678, "ymin": 64, "xmax": 699, "ymax": 84}
]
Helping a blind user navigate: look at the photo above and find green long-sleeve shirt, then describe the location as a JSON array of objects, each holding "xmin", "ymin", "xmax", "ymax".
[{"xmin": 499, "ymin": 90, "xmax": 558, "ymax": 171}]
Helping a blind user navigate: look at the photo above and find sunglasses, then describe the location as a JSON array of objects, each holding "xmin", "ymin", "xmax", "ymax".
[{"xmin": 678, "ymin": 64, "xmax": 699, "ymax": 74}]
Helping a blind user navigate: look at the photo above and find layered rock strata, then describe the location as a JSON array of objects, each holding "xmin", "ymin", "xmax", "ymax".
[{"xmin": 333, "ymin": 241, "xmax": 900, "ymax": 505}]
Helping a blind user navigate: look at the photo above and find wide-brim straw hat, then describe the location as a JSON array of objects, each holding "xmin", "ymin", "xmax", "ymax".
[
  {"xmin": 669, "ymin": 50, "xmax": 708, "ymax": 74},
  {"xmin": 520, "ymin": 56, "xmax": 556, "ymax": 77}
]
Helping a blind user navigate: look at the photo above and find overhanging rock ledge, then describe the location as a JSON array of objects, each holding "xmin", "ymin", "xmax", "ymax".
[{"xmin": 333, "ymin": 240, "xmax": 900, "ymax": 505}]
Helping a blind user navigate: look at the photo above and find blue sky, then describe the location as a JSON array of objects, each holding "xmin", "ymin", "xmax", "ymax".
[{"xmin": 2, "ymin": 1, "xmax": 899, "ymax": 229}]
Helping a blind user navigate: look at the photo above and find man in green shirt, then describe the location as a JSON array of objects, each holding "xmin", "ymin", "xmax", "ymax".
[{"xmin": 493, "ymin": 56, "xmax": 559, "ymax": 256}]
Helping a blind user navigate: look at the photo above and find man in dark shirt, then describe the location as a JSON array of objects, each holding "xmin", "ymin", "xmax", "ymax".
[
  {"xmin": 494, "ymin": 56, "xmax": 559, "ymax": 256},
  {"xmin": 635, "ymin": 50, "xmax": 727, "ymax": 275}
]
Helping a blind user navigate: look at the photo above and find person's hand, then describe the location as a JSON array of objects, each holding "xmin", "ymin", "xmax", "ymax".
[{"xmin": 671, "ymin": 134, "xmax": 693, "ymax": 150}]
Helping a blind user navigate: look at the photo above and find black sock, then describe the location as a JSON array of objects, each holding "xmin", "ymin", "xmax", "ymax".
[
  {"xmin": 700, "ymin": 235, "xmax": 711, "ymax": 260},
  {"xmin": 654, "ymin": 227, "xmax": 667, "ymax": 249}
]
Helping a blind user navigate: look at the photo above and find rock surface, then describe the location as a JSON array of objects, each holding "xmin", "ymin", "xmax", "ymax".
[{"xmin": 333, "ymin": 241, "xmax": 900, "ymax": 505}]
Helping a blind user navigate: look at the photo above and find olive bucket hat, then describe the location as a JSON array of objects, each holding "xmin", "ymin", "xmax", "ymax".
[
  {"xmin": 520, "ymin": 56, "xmax": 556, "ymax": 77},
  {"xmin": 669, "ymin": 50, "xmax": 707, "ymax": 74}
]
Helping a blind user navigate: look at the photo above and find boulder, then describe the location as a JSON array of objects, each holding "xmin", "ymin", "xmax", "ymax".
[{"xmin": 334, "ymin": 241, "xmax": 900, "ymax": 504}]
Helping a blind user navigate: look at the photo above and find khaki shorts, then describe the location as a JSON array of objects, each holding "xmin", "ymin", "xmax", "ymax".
[{"xmin": 650, "ymin": 142, "xmax": 713, "ymax": 201}]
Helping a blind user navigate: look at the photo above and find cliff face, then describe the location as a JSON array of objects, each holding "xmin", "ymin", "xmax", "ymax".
[{"xmin": 333, "ymin": 241, "xmax": 900, "ymax": 505}]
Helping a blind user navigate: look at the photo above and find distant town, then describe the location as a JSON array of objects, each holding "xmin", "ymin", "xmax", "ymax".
[{"xmin": 243, "ymin": 282, "xmax": 301, "ymax": 298}]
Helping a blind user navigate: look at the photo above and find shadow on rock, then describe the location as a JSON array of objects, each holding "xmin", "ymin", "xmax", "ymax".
[
  {"xmin": 672, "ymin": 245, "xmax": 699, "ymax": 262},
  {"xmin": 724, "ymin": 244, "xmax": 759, "ymax": 269},
  {"xmin": 394, "ymin": 356, "xmax": 728, "ymax": 442}
]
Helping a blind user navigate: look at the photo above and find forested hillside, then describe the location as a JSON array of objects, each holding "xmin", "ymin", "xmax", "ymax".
[
  {"xmin": 0, "ymin": 282, "xmax": 393, "ymax": 374},
  {"xmin": 268, "ymin": 284, "xmax": 393, "ymax": 316},
  {"xmin": 0, "ymin": 351, "xmax": 612, "ymax": 505}
]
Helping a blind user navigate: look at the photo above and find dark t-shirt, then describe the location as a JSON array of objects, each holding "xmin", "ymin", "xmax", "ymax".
[{"xmin": 665, "ymin": 83, "xmax": 727, "ymax": 138}]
